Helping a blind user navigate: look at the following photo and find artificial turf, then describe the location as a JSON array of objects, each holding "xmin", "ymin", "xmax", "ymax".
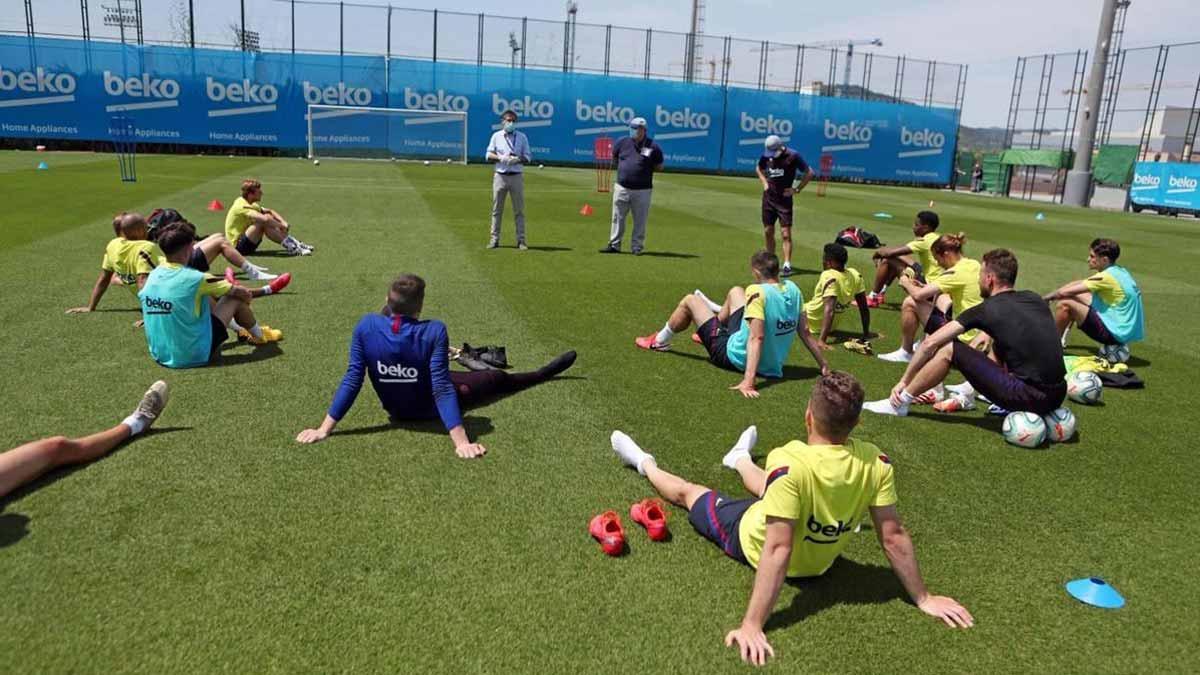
[{"xmin": 0, "ymin": 150, "xmax": 1194, "ymax": 672}]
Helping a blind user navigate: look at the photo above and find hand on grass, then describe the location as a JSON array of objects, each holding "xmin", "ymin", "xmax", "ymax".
[
  {"xmin": 296, "ymin": 428, "xmax": 329, "ymax": 444},
  {"xmin": 66, "ymin": 307, "xmax": 92, "ymax": 314},
  {"xmin": 816, "ymin": 340, "xmax": 834, "ymax": 351},
  {"xmin": 133, "ymin": 319, "xmax": 144, "ymax": 329},
  {"xmin": 725, "ymin": 625, "xmax": 775, "ymax": 666},
  {"xmin": 917, "ymin": 595, "xmax": 975, "ymax": 628},
  {"xmin": 730, "ymin": 381, "xmax": 760, "ymax": 399},
  {"xmin": 455, "ymin": 442, "xmax": 487, "ymax": 459}
]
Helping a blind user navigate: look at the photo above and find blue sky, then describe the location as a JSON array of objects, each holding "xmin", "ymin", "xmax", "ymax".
[{"xmin": 12, "ymin": 0, "xmax": 1200, "ymax": 127}]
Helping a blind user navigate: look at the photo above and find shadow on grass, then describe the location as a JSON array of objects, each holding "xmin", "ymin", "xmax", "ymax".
[
  {"xmin": 637, "ymin": 251, "xmax": 700, "ymax": 259},
  {"xmin": 523, "ymin": 245, "xmax": 574, "ymax": 252},
  {"xmin": 214, "ymin": 342, "xmax": 284, "ymax": 366},
  {"xmin": 246, "ymin": 249, "xmax": 295, "ymax": 259},
  {"xmin": 765, "ymin": 558, "xmax": 906, "ymax": 631},
  {"xmin": 906, "ymin": 410, "xmax": 1001, "ymax": 432},
  {"xmin": 0, "ymin": 426, "xmax": 192, "ymax": 547},
  {"xmin": 659, "ymin": 352, "xmax": 820, "ymax": 390},
  {"xmin": 331, "ymin": 415, "xmax": 494, "ymax": 440},
  {"xmin": 1063, "ymin": 346, "xmax": 1151, "ymax": 368},
  {"xmin": 92, "ymin": 308, "xmax": 142, "ymax": 314}
]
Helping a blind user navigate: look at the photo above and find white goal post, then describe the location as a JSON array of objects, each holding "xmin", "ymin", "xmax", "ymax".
[{"xmin": 306, "ymin": 105, "xmax": 468, "ymax": 164}]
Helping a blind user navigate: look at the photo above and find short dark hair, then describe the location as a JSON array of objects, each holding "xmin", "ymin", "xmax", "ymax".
[
  {"xmin": 916, "ymin": 210, "xmax": 940, "ymax": 229},
  {"xmin": 823, "ymin": 242, "xmax": 848, "ymax": 267},
  {"xmin": 501, "ymin": 109, "xmax": 518, "ymax": 122},
  {"xmin": 388, "ymin": 274, "xmax": 426, "ymax": 316},
  {"xmin": 156, "ymin": 223, "xmax": 194, "ymax": 256},
  {"xmin": 1090, "ymin": 238, "xmax": 1120, "ymax": 263},
  {"xmin": 982, "ymin": 248, "xmax": 1019, "ymax": 286},
  {"xmin": 809, "ymin": 371, "xmax": 864, "ymax": 439},
  {"xmin": 750, "ymin": 249, "xmax": 781, "ymax": 279}
]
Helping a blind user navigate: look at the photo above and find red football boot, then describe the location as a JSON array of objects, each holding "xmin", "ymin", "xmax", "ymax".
[
  {"xmin": 630, "ymin": 498, "xmax": 669, "ymax": 542},
  {"xmin": 589, "ymin": 511, "xmax": 626, "ymax": 556},
  {"xmin": 634, "ymin": 334, "xmax": 670, "ymax": 351},
  {"xmin": 268, "ymin": 272, "xmax": 292, "ymax": 294},
  {"xmin": 691, "ymin": 332, "xmax": 702, "ymax": 345},
  {"xmin": 224, "ymin": 267, "xmax": 238, "ymax": 285}
]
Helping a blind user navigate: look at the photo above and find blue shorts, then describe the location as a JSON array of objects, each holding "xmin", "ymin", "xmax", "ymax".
[{"xmin": 688, "ymin": 491, "xmax": 753, "ymax": 565}]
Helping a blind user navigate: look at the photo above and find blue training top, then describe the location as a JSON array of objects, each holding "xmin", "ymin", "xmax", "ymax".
[{"xmin": 327, "ymin": 313, "xmax": 463, "ymax": 430}]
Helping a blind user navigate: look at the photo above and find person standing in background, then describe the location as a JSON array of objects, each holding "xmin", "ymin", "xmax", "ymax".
[
  {"xmin": 971, "ymin": 162, "xmax": 984, "ymax": 193},
  {"xmin": 756, "ymin": 135, "xmax": 813, "ymax": 277},
  {"xmin": 599, "ymin": 117, "xmax": 664, "ymax": 256},
  {"xmin": 486, "ymin": 109, "xmax": 532, "ymax": 250}
]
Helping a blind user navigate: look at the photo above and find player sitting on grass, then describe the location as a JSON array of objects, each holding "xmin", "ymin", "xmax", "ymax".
[
  {"xmin": 295, "ymin": 274, "xmax": 577, "ymax": 458},
  {"xmin": 634, "ymin": 250, "xmax": 830, "ymax": 398},
  {"xmin": 139, "ymin": 223, "xmax": 283, "ymax": 369},
  {"xmin": 864, "ymin": 248, "xmax": 1066, "ymax": 417},
  {"xmin": 147, "ymin": 208, "xmax": 280, "ymax": 280},
  {"xmin": 608, "ymin": 371, "xmax": 973, "ymax": 666},
  {"xmin": 0, "ymin": 381, "xmax": 168, "ymax": 499},
  {"xmin": 865, "ymin": 210, "xmax": 942, "ymax": 308},
  {"xmin": 804, "ymin": 243, "xmax": 870, "ymax": 348},
  {"xmin": 1044, "ymin": 238, "xmax": 1144, "ymax": 362},
  {"xmin": 225, "ymin": 179, "xmax": 314, "ymax": 257},
  {"xmin": 877, "ymin": 233, "xmax": 984, "ymax": 364}
]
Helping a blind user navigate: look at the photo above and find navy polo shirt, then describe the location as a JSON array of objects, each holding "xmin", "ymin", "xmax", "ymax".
[{"xmin": 613, "ymin": 136, "xmax": 664, "ymax": 190}]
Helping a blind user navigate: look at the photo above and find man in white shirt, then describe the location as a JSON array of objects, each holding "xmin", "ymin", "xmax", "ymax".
[{"xmin": 485, "ymin": 109, "xmax": 532, "ymax": 250}]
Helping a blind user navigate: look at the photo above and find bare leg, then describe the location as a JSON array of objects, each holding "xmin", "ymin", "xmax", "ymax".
[
  {"xmin": 903, "ymin": 342, "xmax": 954, "ymax": 397},
  {"xmin": 246, "ymin": 221, "xmax": 288, "ymax": 246},
  {"xmin": 780, "ymin": 226, "xmax": 793, "ymax": 266},
  {"xmin": 900, "ymin": 296, "xmax": 921, "ymax": 352},
  {"xmin": 667, "ymin": 294, "xmax": 716, "ymax": 333},
  {"xmin": 763, "ymin": 225, "xmax": 776, "ymax": 255},
  {"xmin": 212, "ymin": 295, "xmax": 256, "ymax": 328},
  {"xmin": 196, "ymin": 233, "xmax": 247, "ymax": 268},
  {"xmin": 733, "ymin": 456, "xmax": 768, "ymax": 498},
  {"xmin": 719, "ymin": 286, "xmax": 748, "ymax": 322},
  {"xmin": 643, "ymin": 461, "xmax": 712, "ymax": 510},
  {"xmin": 1054, "ymin": 296, "xmax": 1091, "ymax": 335},
  {"xmin": 0, "ymin": 427, "xmax": 131, "ymax": 498}
]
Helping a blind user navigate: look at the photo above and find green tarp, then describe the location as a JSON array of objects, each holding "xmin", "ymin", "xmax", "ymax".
[
  {"xmin": 955, "ymin": 150, "xmax": 975, "ymax": 187},
  {"xmin": 1094, "ymin": 144, "xmax": 1139, "ymax": 187},
  {"xmin": 981, "ymin": 152, "xmax": 1007, "ymax": 193},
  {"xmin": 998, "ymin": 148, "xmax": 1074, "ymax": 169}
]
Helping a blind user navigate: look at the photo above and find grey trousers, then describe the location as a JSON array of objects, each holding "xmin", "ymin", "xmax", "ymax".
[
  {"xmin": 609, "ymin": 183, "xmax": 652, "ymax": 252},
  {"xmin": 491, "ymin": 172, "xmax": 526, "ymax": 243}
]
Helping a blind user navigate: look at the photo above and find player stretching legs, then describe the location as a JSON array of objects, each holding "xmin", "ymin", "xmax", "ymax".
[
  {"xmin": 1044, "ymin": 238, "xmax": 1144, "ymax": 362},
  {"xmin": 147, "ymin": 209, "xmax": 279, "ymax": 280},
  {"xmin": 0, "ymin": 382, "xmax": 169, "ymax": 498},
  {"xmin": 609, "ymin": 372, "xmax": 972, "ymax": 666},
  {"xmin": 295, "ymin": 274, "xmax": 577, "ymax": 458},
  {"xmin": 225, "ymin": 179, "xmax": 314, "ymax": 257},
  {"xmin": 866, "ymin": 211, "xmax": 942, "ymax": 308},
  {"xmin": 634, "ymin": 250, "xmax": 829, "ymax": 398}
]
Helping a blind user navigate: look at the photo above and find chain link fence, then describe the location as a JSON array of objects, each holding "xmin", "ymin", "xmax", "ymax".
[{"xmin": 6, "ymin": 0, "xmax": 965, "ymax": 110}]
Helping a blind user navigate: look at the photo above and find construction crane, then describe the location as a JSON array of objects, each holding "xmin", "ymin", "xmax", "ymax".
[{"xmin": 808, "ymin": 38, "xmax": 883, "ymax": 94}]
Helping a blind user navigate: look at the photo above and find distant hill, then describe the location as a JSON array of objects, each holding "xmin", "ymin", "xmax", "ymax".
[{"xmin": 957, "ymin": 126, "xmax": 1008, "ymax": 152}]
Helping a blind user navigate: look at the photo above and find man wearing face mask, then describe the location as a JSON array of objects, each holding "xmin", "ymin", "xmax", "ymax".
[
  {"xmin": 756, "ymin": 135, "xmax": 813, "ymax": 277},
  {"xmin": 486, "ymin": 109, "xmax": 532, "ymax": 250},
  {"xmin": 599, "ymin": 117, "xmax": 664, "ymax": 255}
]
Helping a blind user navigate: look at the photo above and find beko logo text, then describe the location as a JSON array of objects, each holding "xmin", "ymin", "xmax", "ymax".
[
  {"xmin": 404, "ymin": 87, "xmax": 469, "ymax": 111},
  {"xmin": 304, "ymin": 81, "xmax": 372, "ymax": 106},
  {"xmin": 376, "ymin": 362, "xmax": 420, "ymax": 380},
  {"xmin": 493, "ymin": 93, "xmax": 553, "ymax": 119},
  {"xmin": 576, "ymin": 99, "xmax": 635, "ymax": 123},
  {"xmin": 656, "ymin": 105, "xmax": 710, "ymax": 129},
  {"xmin": 900, "ymin": 126, "xmax": 945, "ymax": 148},
  {"xmin": 740, "ymin": 112, "xmax": 792, "ymax": 136},
  {"xmin": 824, "ymin": 120, "xmax": 872, "ymax": 142},
  {"xmin": 1133, "ymin": 174, "xmax": 1159, "ymax": 187},
  {"xmin": 0, "ymin": 66, "xmax": 76, "ymax": 94},
  {"xmin": 1169, "ymin": 175, "xmax": 1198, "ymax": 190},
  {"xmin": 206, "ymin": 77, "xmax": 278, "ymax": 104},
  {"xmin": 103, "ymin": 71, "xmax": 180, "ymax": 99}
]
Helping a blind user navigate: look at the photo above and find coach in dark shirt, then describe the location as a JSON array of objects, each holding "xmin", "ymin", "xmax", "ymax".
[
  {"xmin": 756, "ymin": 134, "xmax": 813, "ymax": 276},
  {"xmin": 599, "ymin": 117, "xmax": 664, "ymax": 255},
  {"xmin": 865, "ymin": 248, "xmax": 1067, "ymax": 418}
]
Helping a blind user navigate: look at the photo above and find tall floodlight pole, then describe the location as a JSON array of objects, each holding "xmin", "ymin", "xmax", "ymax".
[{"xmin": 1063, "ymin": 0, "xmax": 1126, "ymax": 207}]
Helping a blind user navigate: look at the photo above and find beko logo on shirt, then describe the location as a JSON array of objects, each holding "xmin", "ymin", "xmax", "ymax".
[
  {"xmin": 740, "ymin": 112, "xmax": 793, "ymax": 136},
  {"xmin": 103, "ymin": 71, "xmax": 180, "ymax": 100},
  {"xmin": 493, "ymin": 93, "xmax": 554, "ymax": 119},
  {"xmin": 143, "ymin": 297, "xmax": 174, "ymax": 312},
  {"xmin": 403, "ymin": 87, "xmax": 469, "ymax": 112},
  {"xmin": 805, "ymin": 514, "xmax": 854, "ymax": 543},
  {"xmin": 206, "ymin": 77, "xmax": 279, "ymax": 104},
  {"xmin": 576, "ymin": 99, "xmax": 635, "ymax": 124},
  {"xmin": 775, "ymin": 317, "xmax": 797, "ymax": 332},
  {"xmin": 376, "ymin": 362, "xmax": 419, "ymax": 383},
  {"xmin": 303, "ymin": 81, "xmax": 372, "ymax": 106},
  {"xmin": 0, "ymin": 66, "xmax": 77, "ymax": 94}
]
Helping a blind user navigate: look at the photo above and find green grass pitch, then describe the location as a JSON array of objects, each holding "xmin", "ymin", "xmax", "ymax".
[{"xmin": 0, "ymin": 150, "xmax": 1196, "ymax": 672}]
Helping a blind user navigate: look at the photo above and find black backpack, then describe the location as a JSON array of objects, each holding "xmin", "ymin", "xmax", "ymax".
[
  {"xmin": 835, "ymin": 226, "xmax": 882, "ymax": 249},
  {"xmin": 146, "ymin": 208, "xmax": 187, "ymax": 241}
]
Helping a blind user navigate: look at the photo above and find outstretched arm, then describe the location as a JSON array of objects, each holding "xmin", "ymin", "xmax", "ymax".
[
  {"xmin": 796, "ymin": 322, "xmax": 832, "ymax": 376},
  {"xmin": 725, "ymin": 517, "xmax": 793, "ymax": 666},
  {"xmin": 297, "ymin": 325, "xmax": 366, "ymax": 443},
  {"xmin": 1044, "ymin": 280, "xmax": 1089, "ymax": 302},
  {"xmin": 873, "ymin": 244, "xmax": 914, "ymax": 261},
  {"xmin": 732, "ymin": 319, "xmax": 765, "ymax": 398},
  {"xmin": 870, "ymin": 505, "xmax": 973, "ymax": 628},
  {"xmin": 67, "ymin": 270, "xmax": 114, "ymax": 314},
  {"xmin": 816, "ymin": 296, "xmax": 837, "ymax": 347},
  {"xmin": 431, "ymin": 328, "xmax": 485, "ymax": 459}
]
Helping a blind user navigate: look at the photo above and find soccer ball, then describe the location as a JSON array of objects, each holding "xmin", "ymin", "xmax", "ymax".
[
  {"xmin": 1067, "ymin": 371, "xmax": 1103, "ymax": 405},
  {"xmin": 445, "ymin": 158, "xmax": 452, "ymax": 163},
  {"xmin": 538, "ymin": 164, "xmax": 545, "ymax": 169},
  {"xmin": 1042, "ymin": 408, "xmax": 1077, "ymax": 443},
  {"xmin": 1099, "ymin": 343, "xmax": 1130, "ymax": 364},
  {"xmin": 423, "ymin": 160, "xmax": 430, "ymax": 166},
  {"xmin": 1002, "ymin": 411, "xmax": 1047, "ymax": 448},
  {"xmin": 312, "ymin": 159, "xmax": 320, "ymax": 166}
]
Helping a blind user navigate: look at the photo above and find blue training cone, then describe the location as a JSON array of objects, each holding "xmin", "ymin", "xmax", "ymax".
[
  {"xmin": 1066, "ymin": 577, "xmax": 1125, "ymax": 609},
  {"xmin": 36, "ymin": 161, "xmax": 48, "ymax": 170},
  {"xmin": 1035, "ymin": 211, "xmax": 1046, "ymax": 221}
]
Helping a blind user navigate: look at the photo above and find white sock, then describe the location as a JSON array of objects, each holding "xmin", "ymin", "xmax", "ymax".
[
  {"xmin": 783, "ymin": 259, "xmax": 791, "ymax": 268},
  {"xmin": 229, "ymin": 319, "xmax": 243, "ymax": 332},
  {"xmin": 241, "ymin": 261, "xmax": 254, "ymax": 273},
  {"xmin": 260, "ymin": 285, "xmax": 273, "ymax": 296},
  {"xmin": 611, "ymin": 431, "xmax": 654, "ymax": 476},
  {"xmin": 655, "ymin": 324, "xmax": 675, "ymax": 346},
  {"xmin": 693, "ymin": 289, "xmax": 722, "ymax": 313},
  {"xmin": 947, "ymin": 381, "xmax": 976, "ymax": 397},
  {"xmin": 282, "ymin": 235, "xmax": 299, "ymax": 249},
  {"xmin": 722, "ymin": 425, "xmax": 757, "ymax": 469},
  {"xmin": 898, "ymin": 390, "xmax": 916, "ymax": 406},
  {"xmin": 247, "ymin": 322, "xmax": 264, "ymax": 339},
  {"xmin": 121, "ymin": 414, "xmax": 147, "ymax": 436}
]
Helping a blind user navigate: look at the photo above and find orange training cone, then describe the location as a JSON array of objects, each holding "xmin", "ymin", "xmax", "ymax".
[
  {"xmin": 928, "ymin": 200, "xmax": 936, "ymax": 208},
  {"xmin": 580, "ymin": 203, "xmax": 594, "ymax": 216},
  {"xmin": 207, "ymin": 199, "xmax": 225, "ymax": 211}
]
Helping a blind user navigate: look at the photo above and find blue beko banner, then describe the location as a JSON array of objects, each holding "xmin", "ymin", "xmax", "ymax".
[
  {"xmin": 1130, "ymin": 161, "xmax": 1200, "ymax": 211},
  {"xmin": 0, "ymin": 36, "xmax": 959, "ymax": 183}
]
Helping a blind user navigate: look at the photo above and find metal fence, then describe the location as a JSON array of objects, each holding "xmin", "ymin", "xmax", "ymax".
[{"xmin": 4, "ymin": 0, "xmax": 967, "ymax": 110}]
